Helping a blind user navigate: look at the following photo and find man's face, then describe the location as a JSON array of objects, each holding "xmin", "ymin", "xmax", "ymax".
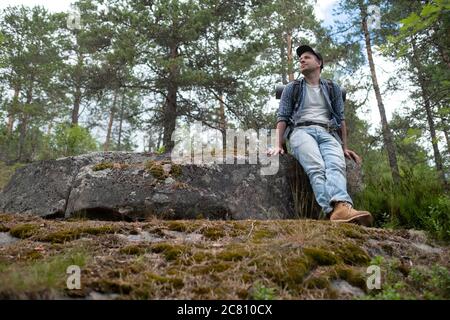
[{"xmin": 299, "ymin": 52, "xmax": 321, "ymax": 75}]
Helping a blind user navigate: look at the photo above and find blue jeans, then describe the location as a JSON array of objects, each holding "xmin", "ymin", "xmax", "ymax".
[{"xmin": 289, "ymin": 125, "xmax": 353, "ymax": 214}]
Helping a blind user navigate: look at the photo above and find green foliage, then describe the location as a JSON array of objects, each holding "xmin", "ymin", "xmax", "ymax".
[
  {"xmin": 47, "ymin": 123, "xmax": 98, "ymax": 158},
  {"xmin": 0, "ymin": 248, "xmax": 89, "ymax": 296},
  {"xmin": 156, "ymin": 146, "xmax": 166, "ymax": 155},
  {"xmin": 422, "ymin": 196, "xmax": 450, "ymax": 242},
  {"xmin": 399, "ymin": 0, "xmax": 450, "ymax": 34},
  {"xmin": 249, "ymin": 282, "xmax": 276, "ymax": 300},
  {"xmin": 408, "ymin": 265, "xmax": 450, "ymax": 299},
  {"xmin": 365, "ymin": 263, "xmax": 450, "ymax": 300},
  {"xmin": 355, "ymin": 160, "xmax": 449, "ymax": 242}
]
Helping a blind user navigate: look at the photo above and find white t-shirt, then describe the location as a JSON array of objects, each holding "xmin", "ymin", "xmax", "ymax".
[{"xmin": 298, "ymin": 83, "xmax": 330, "ymax": 124}]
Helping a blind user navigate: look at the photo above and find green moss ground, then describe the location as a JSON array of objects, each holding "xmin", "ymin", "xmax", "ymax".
[{"xmin": 0, "ymin": 213, "xmax": 448, "ymax": 300}]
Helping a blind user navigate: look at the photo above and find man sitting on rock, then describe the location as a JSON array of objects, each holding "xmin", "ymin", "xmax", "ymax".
[{"xmin": 269, "ymin": 45, "xmax": 373, "ymax": 227}]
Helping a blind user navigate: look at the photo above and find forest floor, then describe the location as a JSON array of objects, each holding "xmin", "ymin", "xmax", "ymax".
[{"xmin": 0, "ymin": 212, "xmax": 448, "ymax": 300}]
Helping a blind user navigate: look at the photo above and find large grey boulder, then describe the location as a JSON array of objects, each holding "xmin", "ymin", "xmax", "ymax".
[{"xmin": 0, "ymin": 151, "xmax": 362, "ymax": 220}]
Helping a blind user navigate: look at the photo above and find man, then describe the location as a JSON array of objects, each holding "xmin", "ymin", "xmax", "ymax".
[{"xmin": 270, "ymin": 45, "xmax": 373, "ymax": 227}]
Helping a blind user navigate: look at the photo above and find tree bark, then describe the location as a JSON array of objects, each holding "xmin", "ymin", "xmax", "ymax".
[
  {"xmin": 286, "ymin": 31, "xmax": 294, "ymax": 82},
  {"xmin": 7, "ymin": 84, "xmax": 20, "ymax": 134},
  {"xmin": 18, "ymin": 79, "xmax": 33, "ymax": 162},
  {"xmin": 215, "ymin": 33, "xmax": 226, "ymax": 151},
  {"xmin": 360, "ymin": 2, "xmax": 401, "ymax": 185},
  {"xmin": 280, "ymin": 39, "xmax": 287, "ymax": 85},
  {"xmin": 117, "ymin": 93, "xmax": 125, "ymax": 150},
  {"xmin": 157, "ymin": 130, "xmax": 162, "ymax": 150},
  {"xmin": 104, "ymin": 90, "xmax": 118, "ymax": 152},
  {"xmin": 162, "ymin": 44, "xmax": 179, "ymax": 152},
  {"xmin": 71, "ymin": 53, "xmax": 83, "ymax": 126}
]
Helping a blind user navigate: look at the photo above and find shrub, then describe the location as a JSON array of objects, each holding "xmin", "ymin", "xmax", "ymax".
[
  {"xmin": 354, "ymin": 162, "xmax": 448, "ymax": 242},
  {"xmin": 49, "ymin": 123, "xmax": 98, "ymax": 157}
]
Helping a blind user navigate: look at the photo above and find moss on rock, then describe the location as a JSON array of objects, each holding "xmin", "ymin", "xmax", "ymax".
[
  {"xmin": 201, "ymin": 227, "xmax": 225, "ymax": 240},
  {"xmin": 170, "ymin": 164, "xmax": 183, "ymax": 177},
  {"xmin": 92, "ymin": 162, "xmax": 114, "ymax": 171},
  {"xmin": 146, "ymin": 272, "xmax": 184, "ymax": 289},
  {"xmin": 252, "ymin": 229, "xmax": 278, "ymax": 242},
  {"xmin": 192, "ymin": 262, "xmax": 232, "ymax": 274},
  {"xmin": 145, "ymin": 161, "xmax": 167, "ymax": 180},
  {"xmin": 166, "ymin": 221, "xmax": 188, "ymax": 233},
  {"xmin": 305, "ymin": 276, "xmax": 331, "ymax": 289},
  {"xmin": 150, "ymin": 243, "xmax": 187, "ymax": 261},
  {"xmin": 9, "ymin": 224, "xmax": 39, "ymax": 239},
  {"xmin": 120, "ymin": 245, "xmax": 145, "ymax": 255},
  {"xmin": 303, "ymin": 247, "xmax": 338, "ymax": 266},
  {"xmin": 336, "ymin": 242, "xmax": 370, "ymax": 265},
  {"xmin": 39, "ymin": 225, "xmax": 117, "ymax": 243},
  {"xmin": 332, "ymin": 265, "xmax": 367, "ymax": 291},
  {"xmin": 216, "ymin": 246, "xmax": 250, "ymax": 261},
  {"xmin": 265, "ymin": 256, "xmax": 313, "ymax": 289}
]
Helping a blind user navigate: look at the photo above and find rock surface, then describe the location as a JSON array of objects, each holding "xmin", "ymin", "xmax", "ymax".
[{"xmin": 0, "ymin": 151, "xmax": 362, "ymax": 220}]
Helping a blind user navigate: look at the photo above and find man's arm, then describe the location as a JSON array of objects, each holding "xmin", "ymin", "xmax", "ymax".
[
  {"xmin": 340, "ymin": 120, "xmax": 362, "ymax": 164},
  {"xmin": 269, "ymin": 121, "xmax": 287, "ymax": 155},
  {"xmin": 270, "ymin": 82, "xmax": 296, "ymax": 156}
]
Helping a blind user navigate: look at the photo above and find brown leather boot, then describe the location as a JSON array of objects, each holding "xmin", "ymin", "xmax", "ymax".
[{"xmin": 330, "ymin": 202, "xmax": 373, "ymax": 227}]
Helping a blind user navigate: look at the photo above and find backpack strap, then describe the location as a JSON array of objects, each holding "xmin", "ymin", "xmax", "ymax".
[
  {"xmin": 291, "ymin": 79, "xmax": 301, "ymax": 113},
  {"xmin": 326, "ymin": 79, "xmax": 336, "ymax": 108},
  {"xmin": 325, "ymin": 79, "xmax": 344, "ymax": 140},
  {"xmin": 326, "ymin": 79, "xmax": 346, "ymax": 105},
  {"xmin": 282, "ymin": 79, "xmax": 301, "ymax": 150}
]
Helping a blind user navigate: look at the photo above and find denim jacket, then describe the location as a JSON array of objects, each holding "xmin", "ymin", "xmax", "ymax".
[{"xmin": 277, "ymin": 78, "xmax": 345, "ymax": 130}]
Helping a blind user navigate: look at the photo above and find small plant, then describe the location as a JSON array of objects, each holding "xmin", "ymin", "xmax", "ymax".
[
  {"xmin": 250, "ymin": 282, "xmax": 276, "ymax": 300},
  {"xmin": 422, "ymin": 196, "xmax": 450, "ymax": 242},
  {"xmin": 156, "ymin": 146, "xmax": 166, "ymax": 154},
  {"xmin": 370, "ymin": 255, "xmax": 385, "ymax": 266}
]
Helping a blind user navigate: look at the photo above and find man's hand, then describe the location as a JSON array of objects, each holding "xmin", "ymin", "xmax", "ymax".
[
  {"xmin": 268, "ymin": 146, "xmax": 285, "ymax": 156},
  {"xmin": 343, "ymin": 148, "xmax": 362, "ymax": 164}
]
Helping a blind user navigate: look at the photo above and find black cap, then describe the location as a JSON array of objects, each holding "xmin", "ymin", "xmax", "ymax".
[{"xmin": 296, "ymin": 45, "xmax": 323, "ymax": 70}]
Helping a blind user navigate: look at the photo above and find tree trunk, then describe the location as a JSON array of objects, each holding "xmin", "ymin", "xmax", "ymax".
[
  {"xmin": 117, "ymin": 93, "xmax": 125, "ymax": 150},
  {"xmin": 360, "ymin": 2, "xmax": 401, "ymax": 185},
  {"xmin": 71, "ymin": 53, "xmax": 83, "ymax": 126},
  {"xmin": 215, "ymin": 33, "xmax": 226, "ymax": 151},
  {"xmin": 157, "ymin": 130, "xmax": 162, "ymax": 150},
  {"xmin": 7, "ymin": 116, "xmax": 14, "ymax": 135},
  {"xmin": 18, "ymin": 80, "xmax": 33, "ymax": 162},
  {"xmin": 280, "ymin": 40, "xmax": 287, "ymax": 85},
  {"xmin": 286, "ymin": 30, "xmax": 294, "ymax": 82},
  {"xmin": 410, "ymin": 38, "xmax": 447, "ymax": 188},
  {"xmin": 162, "ymin": 44, "xmax": 179, "ymax": 152},
  {"xmin": 72, "ymin": 85, "xmax": 82, "ymax": 126},
  {"xmin": 47, "ymin": 121, "xmax": 53, "ymax": 135},
  {"xmin": 7, "ymin": 85, "xmax": 20, "ymax": 135},
  {"xmin": 104, "ymin": 90, "xmax": 118, "ymax": 152}
]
